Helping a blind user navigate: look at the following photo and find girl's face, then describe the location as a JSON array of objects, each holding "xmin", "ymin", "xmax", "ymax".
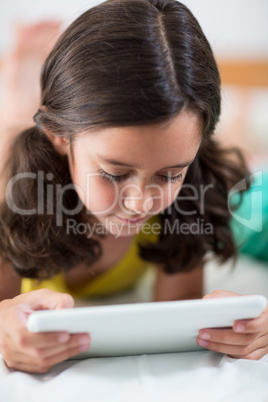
[{"xmin": 67, "ymin": 111, "xmax": 201, "ymax": 237}]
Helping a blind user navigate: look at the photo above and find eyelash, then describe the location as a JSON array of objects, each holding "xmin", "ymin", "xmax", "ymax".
[{"xmin": 98, "ymin": 169, "xmax": 183, "ymax": 184}]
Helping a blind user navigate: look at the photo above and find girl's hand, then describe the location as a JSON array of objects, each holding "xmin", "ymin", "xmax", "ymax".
[
  {"xmin": 0, "ymin": 289, "xmax": 91, "ymax": 373},
  {"xmin": 196, "ymin": 290, "xmax": 268, "ymax": 360}
]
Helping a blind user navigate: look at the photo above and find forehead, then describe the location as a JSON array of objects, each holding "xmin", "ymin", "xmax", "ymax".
[{"xmin": 79, "ymin": 111, "xmax": 202, "ymax": 168}]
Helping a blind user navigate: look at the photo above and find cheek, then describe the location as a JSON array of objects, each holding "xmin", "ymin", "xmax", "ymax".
[
  {"xmin": 75, "ymin": 177, "xmax": 118, "ymax": 215},
  {"xmin": 87, "ymin": 183, "xmax": 117, "ymax": 215},
  {"xmin": 165, "ymin": 186, "xmax": 182, "ymax": 210},
  {"xmin": 68, "ymin": 156, "xmax": 119, "ymax": 215},
  {"xmin": 153, "ymin": 170, "xmax": 188, "ymax": 213},
  {"xmin": 160, "ymin": 171, "xmax": 189, "ymax": 211},
  {"xmin": 151, "ymin": 183, "xmax": 182, "ymax": 214}
]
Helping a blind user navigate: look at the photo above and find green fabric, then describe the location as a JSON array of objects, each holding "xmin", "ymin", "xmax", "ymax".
[{"xmin": 230, "ymin": 168, "xmax": 268, "ymax": 263}]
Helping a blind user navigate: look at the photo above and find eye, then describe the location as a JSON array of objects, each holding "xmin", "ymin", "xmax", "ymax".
[
  {"xmin": 158, "ymin": 173, "xmax": 183, "ymax": 183},
  {"xmin": 98, "ymin": 169, "xmax": 183, "ymax": 184},
  {"xmin": 98, "ymin": 169, "xmax": 129, "ymax": 183}
]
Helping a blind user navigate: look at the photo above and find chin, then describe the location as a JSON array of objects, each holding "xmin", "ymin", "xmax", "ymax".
[{"xmin": 106, "ymin": 222, "xmax": 144, "ymax": 238}]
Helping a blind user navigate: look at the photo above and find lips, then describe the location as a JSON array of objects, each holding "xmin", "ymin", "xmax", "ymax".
[{"xmin": 115, "ymin": 215, "xmax": 147, "ymax": 224}]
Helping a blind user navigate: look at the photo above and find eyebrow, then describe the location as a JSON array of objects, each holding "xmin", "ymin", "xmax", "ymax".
[{"xmin": 97, "ymin": 154, "xmax": 195, "ymax": 170}]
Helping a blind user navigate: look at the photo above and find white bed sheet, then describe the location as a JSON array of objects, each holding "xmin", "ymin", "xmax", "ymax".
[{"xmin": 1, "ymin": 255, "xmax": 268, "ymax": 402}]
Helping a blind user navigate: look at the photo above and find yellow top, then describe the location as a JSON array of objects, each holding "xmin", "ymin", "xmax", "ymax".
[{"xmin": 21, "ymin": 216, "xmax": 160, "ymax": 298}]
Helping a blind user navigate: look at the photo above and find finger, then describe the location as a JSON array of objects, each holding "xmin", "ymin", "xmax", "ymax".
[
  {"xmin": 3, "ymin": 359, "xmax": 44, "ymax": 374},
  {"xmin": 12, "ymin": 329, "xmax": 72, "ymax": 348},
  {"xmin": 11, "ymin": 321, "xmax": 90, "ymax": 348},
  {"xmin": 3, "ymin": 333, "xmax": 91, "ymax": 373},
  {"xmin": 5, "ymin": 293, "xmax": 74, "ymax": 340},
  {"xmin": 0, "ymin": 332, "xmax": 28, "ymax": 367},
  {"xmin": 4, "ymin": 306, "xmax": 72, "ymax": 347},
  {"xmin": 203, "ymin": 290, "xmax": 240, "ymax": 300},
  {"xmin": 228, "ymin": 346, "xmax": 268, "ymax": 361},
  {"xmin": 234, "ymin": 308, "xmax": 268, "ymax": 334},
  {"xmin": 27, "ymin": 333, "xmax": 91, "ymax": 360},
  {"xmin": 29, "ymin": 289, "xmax": 74, "ymax": 310},
  {"xmin": 14, "ymin": 289, "xmax": 74, "ymax": 310},
  {"xmin": 198, "ymin": 328, "xmax": 258, "ymax": 346},
  {"xmin": 196, "ymin": 334, "xmax": 268, "ymax": 357},
  {"xmin": 0, "ymin": 331, "xmax": 45, "ymax": 371},
  {"xmin": 28, "ymin": 343, "xmax": 91, "ymax": 373},
  {"xmin": 196, "ymin": 337, "xmax": 252, "ymax": 356}
]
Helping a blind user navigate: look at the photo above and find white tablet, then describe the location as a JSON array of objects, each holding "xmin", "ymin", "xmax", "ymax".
[{"xmin": 27, "ymin": 295, "xmax": 267, "ymax": 359}]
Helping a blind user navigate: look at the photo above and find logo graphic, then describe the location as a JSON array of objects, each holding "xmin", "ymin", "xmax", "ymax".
[{"xmin": 228, "ymin": 170, "xmax": 263, "ymax": 233}]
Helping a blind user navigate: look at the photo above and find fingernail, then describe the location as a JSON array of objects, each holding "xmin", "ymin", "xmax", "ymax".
[
  {"xmin": 234, "ymin": 323, "xmax": 244, "ymax": 332},
  {"xmin": 199, "ymin": 332, "xmax": 210, "ymax": 340},
  {"xmin": 197, "ymin": 338, "xmax": 208, "ymax": 347},
  {"xmin": 58, "ymin": 333, "xmax": 70, "ymax": 343},
  {"xmin": 80, "ymin": 343, "xmax": 90, "ymax": 352},
  {"xmin": 79, "ymin": 335, "xmax": 90, "ymax": 346}
]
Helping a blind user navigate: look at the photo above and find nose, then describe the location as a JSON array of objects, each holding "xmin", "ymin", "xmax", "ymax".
[{"xmin": 122, "ymin": 190, "xmax": 154, "ymax": 215}]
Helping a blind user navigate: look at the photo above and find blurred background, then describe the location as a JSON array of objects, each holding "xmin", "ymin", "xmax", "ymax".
[{"xmin": 0, "ymin": 0, "xmax": 268, "ymax": 161}]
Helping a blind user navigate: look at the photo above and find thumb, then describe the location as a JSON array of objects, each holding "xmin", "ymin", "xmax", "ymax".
[
  {"xmin": 15, "ymin": 289, "xmax": 74, "ymax": 311},
  {"xmin": 203, "ymin": 290, "xmax": 240, "ymax": 300}
]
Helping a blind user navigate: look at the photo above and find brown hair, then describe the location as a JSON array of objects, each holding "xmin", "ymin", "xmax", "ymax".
[{"xmin": 0, "ymin": 0, "xmax": 249, "ymax": 278}]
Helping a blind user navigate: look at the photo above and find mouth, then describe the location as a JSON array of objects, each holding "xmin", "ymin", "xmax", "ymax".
[{"xmin": 115, "ymin": 215, "xmax": 148, "ymax": 224}]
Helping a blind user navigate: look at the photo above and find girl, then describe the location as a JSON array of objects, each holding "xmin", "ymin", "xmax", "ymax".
[{"xmin": 0, "ymin": 0, "xmax": 267, "ymax": 373}]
